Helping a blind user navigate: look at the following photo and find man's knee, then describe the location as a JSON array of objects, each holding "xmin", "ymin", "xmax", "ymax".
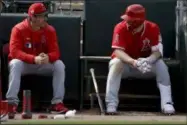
[
  {"xmin": 155, "ymin": 59, "xmax": 169, "ymax": 71},
  {"xmin": 53, "ymin": 60, "xmax": 65, "ymax": 72},
  {"xmin": 9, "ymin": 59, "xmax": 24, "ymax": 71},
  {"xmin": 109, "ymin": 58, "xmax": 124, "ymax": 72},
  {"xmin": 154, "ymin": 59, "xmax": 170, "ymax": 85}
]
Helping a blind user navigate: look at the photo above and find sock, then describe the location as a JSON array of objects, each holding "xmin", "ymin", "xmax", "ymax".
[{"xmin": 157, "ymin": 83, "xmax": 173, "ymax": 106}]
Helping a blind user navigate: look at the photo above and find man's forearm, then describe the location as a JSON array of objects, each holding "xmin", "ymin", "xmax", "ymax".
[
  {"xmin": 10, "ymin": 49, "xmax": 35, "ymax": 64},
  {"xmin": 114, "ymin": 49, "xmax": 135, "ymax": 66},
  {"xmin": 147, "ymin": 51, "xmax": 162, "ymax": 64}
]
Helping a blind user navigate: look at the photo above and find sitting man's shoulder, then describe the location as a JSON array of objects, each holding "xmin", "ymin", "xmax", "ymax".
[{"xmin": 45, "ymin": 24, "xmax": 56, "ymax": 33}]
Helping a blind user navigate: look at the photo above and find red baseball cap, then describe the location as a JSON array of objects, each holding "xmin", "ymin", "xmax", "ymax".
[
  {"xmin": 28, "ymin": 3, "xmax": 48, "ymax": 17},
  {"xmin": 121, "ymin": 4, "xmax": 145, "ymax": 21}
]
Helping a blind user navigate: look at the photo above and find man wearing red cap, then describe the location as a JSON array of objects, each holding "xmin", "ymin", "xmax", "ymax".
[
  {"xmin": 6, "ymin": 3, "xmax": 68, "ymax": 119},
  {"xmin": 105, "ymin": 4, "xmax": 175, "ymax": 115}
]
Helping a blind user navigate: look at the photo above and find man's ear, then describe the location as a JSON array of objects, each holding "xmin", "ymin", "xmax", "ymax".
[{"xmin": 44, "ymin": 14, "xmax": 48, "ymax": 21}]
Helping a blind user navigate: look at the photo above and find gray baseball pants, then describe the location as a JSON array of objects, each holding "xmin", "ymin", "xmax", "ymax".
[
  {"xmin": 105, "ymin": 58, "xmax": 173, "ymax": 108},
  {"xmin": 6, "ymin": 59, "xmax": 65, "ymax": 105}
]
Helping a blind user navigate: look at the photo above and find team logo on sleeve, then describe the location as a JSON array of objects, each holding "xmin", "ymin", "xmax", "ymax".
[{"xmin": 141, "ymin": 38, "xmax": 151, "ymax": 51}]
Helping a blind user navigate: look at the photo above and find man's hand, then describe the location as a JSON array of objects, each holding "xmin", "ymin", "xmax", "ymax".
[
  {"xmin": 34, "ymin": 56, "xmax": 43, "ymax": 64},
  {"xmin": 133, "ymin": 58, "xmax": 152, "ymax": 74},
  {"xmin": 39, "ymin": 53, "xmax": 49, "ymax": 64}
]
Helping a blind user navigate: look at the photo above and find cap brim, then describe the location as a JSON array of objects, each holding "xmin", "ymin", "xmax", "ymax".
[{"xmin": 121, "ymin": 14, "xmax": 133, "ymax": 21}]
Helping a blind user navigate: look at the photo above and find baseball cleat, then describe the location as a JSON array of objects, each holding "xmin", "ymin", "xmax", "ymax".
[
  {"xmin": 161, "ymin": 102, "xmax": 175, "ymax": 115},
  {"xmin": 47, "ymin": 103, "xmax": 68, "ymax": 114},
  {"xmin": 106, "ymin": 105, "xmax": 118, "ymax": 115},
  {"xmin": 105, "ymin": 112, "xmax": 119, "ymax": 115},
  {"xmin": 8, "ymin": 104, "xmax": 17, "ymax": 119}
]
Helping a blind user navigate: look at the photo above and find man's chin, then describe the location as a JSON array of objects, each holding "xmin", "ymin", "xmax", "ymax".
[{"xmin": 40, "ymin": 22, "xmax": 47, "ymax": 27}]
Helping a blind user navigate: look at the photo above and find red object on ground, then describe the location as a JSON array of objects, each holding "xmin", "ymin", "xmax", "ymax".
[
  {"xmin": 38, "ymin": 114, "xmax": 48, "ymax": 119},
  {"xmin": 0, "ymin": 101, "xmax": 8, "ymax": 119},
  {"xmin": 0, "ymin": 66, "xmax": 8, "ymax": 119}
]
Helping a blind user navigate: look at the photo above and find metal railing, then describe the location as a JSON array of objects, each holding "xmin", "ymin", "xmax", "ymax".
[
  {"xmin": 1, "ymin": 0, "xmax": 84, "ymax": 15},
  {"xmin": 176, "ymin": 0, "xmax": 187, "ymax": 53}
]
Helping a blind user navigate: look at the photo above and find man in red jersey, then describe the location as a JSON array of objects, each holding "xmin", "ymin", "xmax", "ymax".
[
  {"xmin": 105, "ymin": 4, "xmax": 175, "ymax": 115},
  {"xmin": 6, "ymin": 3, "xmax": 68, "ymax": 119}
]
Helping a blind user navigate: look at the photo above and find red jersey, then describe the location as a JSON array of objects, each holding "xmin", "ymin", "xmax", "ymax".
[
  {"xmin": 9, "ymin": 19, "xmax": 60, "ymax": 64},
  {"xmin": 111, "ymin": 20, "xmax": 162, "ymax": 59}
]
